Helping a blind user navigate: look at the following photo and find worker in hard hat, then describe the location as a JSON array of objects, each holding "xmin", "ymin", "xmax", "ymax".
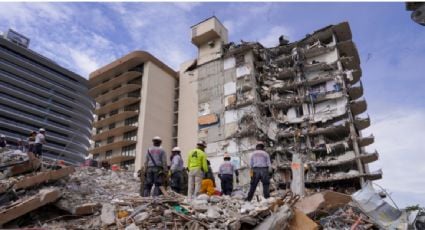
[
  {"xmin": 34, "ymin": 128, "xmax": 46, "ymax": 158},
  {"xmin": 187, "ymin": 140, "xmax": 208, "ymax": 200},
  {"xmin": 143, "ymin": 136, "xmax": 168, "ymax": 197},
  {"xmin": 246, "ymin": 141, "xmax": 272, "ymax": 201},
  {"xmin": 218, "ymin": 153, "xmax": 239, "ymax": 196},
  {"xmin": 169, "ymin": 146, "xmax": 184, "ymax": 194}
]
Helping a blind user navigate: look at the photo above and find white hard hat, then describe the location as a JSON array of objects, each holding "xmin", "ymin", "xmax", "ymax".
[
  {"xmin": 172, "ymin": 147, "xmax": 181, "ymax": 152},
  {"xmin": 197, "ymin": 140, "xmax": 207, "ymax": 147},
  {"xmin": 152, "ymin": 136, "xmax": 162, "ymax": 141},
  {"xmin": 39, "ymin": 128, "xmax": 46, "ymax": 132}
]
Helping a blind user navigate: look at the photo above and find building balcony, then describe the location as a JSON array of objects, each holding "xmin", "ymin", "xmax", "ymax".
[
  {"xmin": 354, "ymin": 115, "xmax": 370, "ymax": 130},
  {"xmin": 357, "ymin": 134, "xmax": 374, "ymax": 147},
  {"xmin": 95, "ymin": 84, "xmax": 141, "ymax": 105},
  {"xmin": 350, "ymin": 98, "xmax": 367, "ymax": 115},
  {"xmin": 304, "ymin": 45, "xmax": 336, "ymax": 59},
  {"xmin": 337, "ymin": 40, "xmax": 360, "ymax": 69},
  {"xmin": 345, "ymin": 69, "xmax": 362, "ymax": 85},
  {"xmin": 89, "ymin": 71, "xmax": 142, "ymax": 98},
  {"xmin": 348, "ymin": 81, "xmax": 363, "ymax": 100},
  {"xmin": 95, "ymin": 96, "xmax": 141, "ymax": 115},
  {"xmin": 92, "ymin": 125, "xmax": 138, "ymax": 142},
  {"xmin": 90, "ymin": 140, "xmax": 137, "ymax": 155},
  {"xmin": 277, "ymin": 150, "xmax": 379, "ymax": 169},
  {"xmin": 94, "ymin": 111, "xmax": 139, "ymax": 128},
  {"xmin": 0, "ymin": 70, "xmax": 93, "ymax": 118},
  {"xmin": 305, "ymin": 170, "xmax": 382, "ymax": 185}
]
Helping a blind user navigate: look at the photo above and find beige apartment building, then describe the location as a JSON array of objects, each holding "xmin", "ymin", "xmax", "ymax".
[{"xmin": 89, "ymin": 51, "xmax": 178, "ymax": 171}]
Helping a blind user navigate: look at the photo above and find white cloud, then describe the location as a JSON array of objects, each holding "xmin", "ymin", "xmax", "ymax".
[
  {"xmin": 69, "ymin": 48, "xmax": 100, "ymax": 76},
  {"xmin": 0, "ymin": 3, "xmax": 121, "ymax": 77},
  {"xmin": 173, "ymin": 2, "xmax": 201, "ymax": 12},
  {"xmin": 367, "ymin": 106, "xmax": 425, "ymax": 207},
  {"xmin": 259, "ymin": 26, "xmax": 292, "ymax": 47}
]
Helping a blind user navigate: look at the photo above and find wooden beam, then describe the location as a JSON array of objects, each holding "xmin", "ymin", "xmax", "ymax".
[{"xmin": 0, "ymin": 188, "xmax": 61, "ymax": 225}]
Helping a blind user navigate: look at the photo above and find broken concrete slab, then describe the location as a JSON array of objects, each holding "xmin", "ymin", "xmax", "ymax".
[
  {"xmin": 100, "ymin": 203, "xmax": 116, "ymax": 225},
  {"xmin": 13, "ymin": 166, "xmax": 75, "ymax": 191},
  {"xmin": 55, "ymin": 201, "xmax": 101, "ymax": 215},
  {"xmin": 2, "ymin": 158, "xmax": 41, "ymax": 178},
  {"xmin": 295, "ymin": 191, "xmax": 351, "ymax": 215},
  {"xmin": 0, "ymin": 187, "xmax": 61, "ymax": 225}
]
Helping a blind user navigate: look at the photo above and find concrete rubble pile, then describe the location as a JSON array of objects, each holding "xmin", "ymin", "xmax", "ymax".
[
  {"xmin": 0, "ymin": 160, "xmax": 301, "ymax": 229},
  {"xmin": 2, "ymin": 160, "xmax": 424, "ymax": 229}
]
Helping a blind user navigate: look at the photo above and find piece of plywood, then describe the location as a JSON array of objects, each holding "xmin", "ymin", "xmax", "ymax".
[
  {"xmin": 289, "ymin": 209, "xmax": 319, "ymax": 230},
  {"xmin": 198, "ymin": 114, "xmax": 219, "ymax": 126},
  {"xmin": 0, "ymin": 188, "xmax": 61, "ymax": 225},
  {"xmin": 295, "ymin": 190, "xmax": 351, "ymax": 215}
]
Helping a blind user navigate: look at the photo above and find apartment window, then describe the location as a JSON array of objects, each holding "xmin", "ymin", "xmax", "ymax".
[
  {"xmin": 121, "ymin": 160, "xmax": 135, "ymax": 170},
  {"xmin": 122, "ymin": 144, "xmax": 136, "ymax": 156},
  {"xmin": 235, "ymin": 55, "xmax": 245, "ymax": 67},
  {"xmin": 123, "ymin": 130, "xmax": 137, "ymax": 141},
  {"xmin": 125, "ymin": 102, "xmax": 139, "ymax": 112},
  {"xmin": 105, "ymin": 150, "xmax": 113, "ymax": 159},
  {"xmin": 125, "ymin": 116, "xmax": 138, "ymax": 126},
  {"xmin": 112, "ymin": 97, "xmax": 119, "ymax": 103},
  {"xmin": 129, "ymin": 64, "xmax": 144, "ymax": 73},
  {"xmin": 93, "ymin": 154, "xmax": 99, "ymax": 160},
  {"xmin": 295, "ymin": 106, "xmax": 304, "ymax": 118},
  {"xmin": 107, "ymin": 136, "xmax": 114, "ymax": 144},
  {"xmin": 109, "ymin": 109, "xmax": 118, "ymax": 116},
  {"xmin": 112, "ymin": 85, "xmax": 121, "ymax": 90},
  {"xmin": 109, "ymin": 123, "xmax": 116, "ymax": 129},
  {"xmin": 128, "ymin": 90, "xmax": 141, "ymax": 98},
  {"xmin": 99, "ymin": 114, "xmax": 106, "ymax": 120},
  {"xmin": 94, "ymin": 141, "xmax": 101, "ymax": 148},
  {"xmin": 96, "ymin": 127, "xmax": 103, "ymax": 134},
  {"xmin": 101, "ymin": 90, "xmax": 109, "ymax": 95}
]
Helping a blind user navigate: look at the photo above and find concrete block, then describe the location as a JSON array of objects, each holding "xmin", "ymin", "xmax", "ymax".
[
  {"xmin": 236, "ymin": 65, "xmax": 251, "ymax": 78},
  {"xmin": 223, "ymin": 57, "xmax": 235, "ymax": 70},
  {"xmin": 224, "ymin": 122, "xmax": 238, "ymax": 138},
  {"xmin": 225, "ymin": 94, "xmax": 237, "ymax": 109},
  {"xmin": 224, "ymin": 82, "xmax": 236, "ymax": 96}
]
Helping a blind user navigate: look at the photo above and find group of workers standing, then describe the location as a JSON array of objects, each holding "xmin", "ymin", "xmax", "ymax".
[
  {"xmin": 0, "ymin": 128, "xmax": 46, "ymax": 157},
  {"xmin": 141, "ymin": 136, "xmax": 272, "ymax": 202}
]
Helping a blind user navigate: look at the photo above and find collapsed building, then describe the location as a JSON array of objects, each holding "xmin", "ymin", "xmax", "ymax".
[{"xmin": 179, "ymin": 17, "xmax": 382, "ymax": 195}]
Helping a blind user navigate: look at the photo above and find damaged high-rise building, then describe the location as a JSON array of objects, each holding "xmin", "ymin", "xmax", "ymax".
[{"xmin": 179, "ymin": 17, "xmax": 382, "ymax": 194}]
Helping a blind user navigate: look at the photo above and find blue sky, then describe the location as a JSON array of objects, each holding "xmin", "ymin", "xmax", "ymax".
[{"xmin": 0, "ymin": 2, "xmax": 424, "ymax": 207}]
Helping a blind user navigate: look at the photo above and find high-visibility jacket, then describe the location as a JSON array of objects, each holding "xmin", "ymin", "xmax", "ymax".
[{"xmin": 187, "ymin": 148, "xmax": 208, "ymax": 173}]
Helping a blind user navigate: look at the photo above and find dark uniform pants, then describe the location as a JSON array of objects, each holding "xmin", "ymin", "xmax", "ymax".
[
  {"xmin": 246, "ymin": 167, "xmax": 270, "ymax": 201},
  {"xmin": 220, "ymin": 174, "xmax": 233, "ymax": 196},
  {"xmin": 34, "ymin": 143, "xmax": 43, "ymax": 158},
  {"xmin": 143, "ymin": 167, "xmax": 163, "ymax": 197},
  {"xmin": 170, "ymin": 171, "xmax": 182, "ymax": 194}
]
